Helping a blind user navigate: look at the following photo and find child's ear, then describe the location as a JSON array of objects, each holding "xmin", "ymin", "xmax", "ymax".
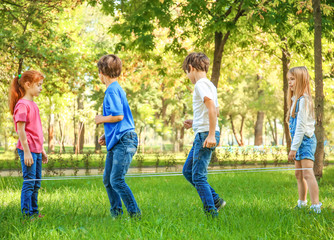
[
  {"xmin": 188, "ymin": 64, "xmax": 193, "ymax": 72},
  {"xmin": 24, "ymin": 81, "xmax": 31, "ymax": 89}
]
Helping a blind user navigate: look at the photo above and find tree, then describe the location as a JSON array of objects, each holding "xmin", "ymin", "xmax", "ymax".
[
  {"xmin": 312, "ymin": 0, "xmax": 324, "ymax": 179},
  {"xmin": 0, "ymin": 0, "xmax": 83, "ymax": 153},
  {"xmin": 93, "ymin": 0, "xmax": 272, "ymax": 88}
]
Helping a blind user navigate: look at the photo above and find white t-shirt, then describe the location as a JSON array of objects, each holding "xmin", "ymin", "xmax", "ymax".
[
  {"xmin": 192, "ymin": 78, "xmax": 220, "ymax": 135},
  {"xmin": 290, "ymin": 95, "xmax": 315, "ymax": 151}
]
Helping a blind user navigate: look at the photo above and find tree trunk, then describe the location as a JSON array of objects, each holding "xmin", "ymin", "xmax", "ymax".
[
  {"xmin": 174, "ymin": 128, "xmax": 179, "ymax": 152},
  {"xmin": 180, "ymin": 126, "xmax": 185, "ymax": 152},
  {"xmin": 179, "ymin": 103, "xmax": 186, "ymax": 151},
  {"xmin": 254, "ymin": 74, "xmax": 264, "ymax": 146},
  {"xmin": 218, "ymin": 124, "xmax": 224, "ymax": 146},
  {"xmin": 95, "ymin": 125, "xmax": 101, "ymax": 153},
  {"xmin": 48, "ymin": 97, "xmax": 55, "ymax": 153},
  {"xmin": 138, "ymin": 126, "xmax": 143, "ymax": 153},
  {"xmin": 211, "ymin": 1, "xmax": 245, "ymax": 87},
  {"xmin": 211, "ymin": 31, "xmax": 231, "ymax": 87},
  {"xmin": 312, "ymin": 0, "xmax": 324, "ymax": 179},
  {"xmin": 282, "ymin": 42, "xmax": 291, "ymax": 152},
  {"xmin": 4, "ymin": 130, "xmax": 8, "ymax": 151},
  {"xmin": 254, "ymin": 111, "xmax": 265, "ymax": 145},
  {"xmin": 17, "ymin": 58, "xmax": 23, "ymax": 75},
  {"xmin": 77, "ymin": 94, "xmax": 85, "ymax": 154},
  {"xmin": 268, "ymin": 118, "xmax": 278, "ymax": 145},
  {"xmin": 229, "ymin": 115, "xmax": 245, "ymax": 146},
  {"xmin": 73, "ymin": 100, "xmax": 77, "ymax": 153},
  {"xmin": 58, "ymin": 118, "xmax": 65, "ymax": 153}
]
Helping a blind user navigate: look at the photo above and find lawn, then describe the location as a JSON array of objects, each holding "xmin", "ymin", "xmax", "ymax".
[{"xmin": 1, "ymin": 166, "xmax": 333, "ymax": 239}]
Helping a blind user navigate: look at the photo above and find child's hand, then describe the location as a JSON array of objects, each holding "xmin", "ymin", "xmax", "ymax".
[
  {"xmin": 95, "ymin": 115, "xmax": 104, "ymax": 125},
  {"xmin": 42, "ymin": 149, "xmax": 48, "ymax": 164},
  {"xmin": 288, "ymin": 150, "xmax": 297, "ymax": 161},
  {"xmin": 184, "ymin": 119, "xmax": 193, "ymax": 129},
  {"xmin": 203, "ymin": 135, "xmax": 216, "ymax": 148},
  {"xmin": 24, "ymin": 151, "xmax": 34, "ymax": 167},
  {"xmin": 98, "ymin": 134, "xmax": 106, "ymax": 146}
]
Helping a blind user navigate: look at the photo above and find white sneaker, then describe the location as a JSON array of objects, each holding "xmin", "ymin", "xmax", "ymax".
[
  {"xmin": 295, "ymin": 200, "xmax": 307, "ymax": 209},
  {"xmin": 310, "ymin": 202, "xmax": 322, "ymax": 213}
]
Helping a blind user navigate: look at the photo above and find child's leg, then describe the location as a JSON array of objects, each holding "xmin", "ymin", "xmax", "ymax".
[
  {"xmin": 31, "ymin": 153, "xmax": 42, "ymax": 215},
  {"xmin": 17, "ymin": 149, "xmax": 37, "ymax": 216},
  {"xmin": 110, "ymin": 132, "xmax": 140, "ymax": 217},
  {"xmin": 301, "ymin": 159, "xmax": 319, "ymax": 205},
  {"xmin": 183, "ymin": 145, "xmax": 220, "ymax": 201},
  {"xmin": 295, "ymin": 160, "xmax": 307, "ymax": 202},
  {"xmin": 191, "ymin": 133, "xmax": 217, "ymax": 213},
  {"xmin": 103, "ymin": 150, "xmax": 122, "ymax": 217},
  {"xmin": 183, "ymin": 145, "xmax": 194, "ymax": 185}
]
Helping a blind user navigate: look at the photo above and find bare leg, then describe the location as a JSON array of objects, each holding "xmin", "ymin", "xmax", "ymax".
[
  {"xmin": 301, "ymin": 159, "xmax": 319, "ymax": 205},
  {"xmin": 295, "ymin": 160, "xmax": 307, "ymax": 201}
]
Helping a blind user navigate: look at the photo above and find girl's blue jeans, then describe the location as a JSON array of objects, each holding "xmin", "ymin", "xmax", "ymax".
[
  {"xmin": 103, "ymin": 131, "xmax": 141, "ymax": 217},
  {"xmin": 17, "ymin": 149, "xmax": 42, "ymax": 216},
  {"xmin": 183, "ymin": 131, "xmax": 220, "ymax": 215}
]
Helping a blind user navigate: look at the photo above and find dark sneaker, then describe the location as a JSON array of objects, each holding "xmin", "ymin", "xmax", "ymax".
[{"xmin": 214, "ymin": 198, "xmax": 226, "ymax": 212}]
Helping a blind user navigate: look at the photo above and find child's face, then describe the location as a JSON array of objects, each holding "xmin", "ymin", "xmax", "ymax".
[
  {"xmin": 98, "ymin": 72, "xmax": 105, "ymax": 84},
  {"xmin": 186, "ymin": 65, "xmax": 196, "ymax": 84},
  {"xmin": 287, "ymin": 72, "xmax": 296, "ymax": 92},
  {"xmin": 25, "ymin": 80, "xmax": 43, "ymax": 97}
]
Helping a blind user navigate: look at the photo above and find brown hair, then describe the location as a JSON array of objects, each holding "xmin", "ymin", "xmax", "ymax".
[
  {"xmin": 97, "ymin": 54, "xmax": 122, "ymax": 78},
  {"xmin": 182, "ymin": 52, "xmax": 210, "ymax": 73},
  {"xmin": 9, "ymin": 70, "xmax": 44, "ymax": 115},
  {"xmin": 286, "ymin": 66, "xmax": 315, "ymax": 122}
]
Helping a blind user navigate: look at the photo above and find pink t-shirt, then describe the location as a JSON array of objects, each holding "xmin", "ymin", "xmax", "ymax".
[{"xmin": 13, "ymin": 99, "xmax": 44, "ymax": 153}]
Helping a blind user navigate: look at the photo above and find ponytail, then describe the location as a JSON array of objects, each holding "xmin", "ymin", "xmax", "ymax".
[
  {"xmin": 8, "ymin": 70, "xmax": 44, "ymax": 115},
  {"xmin": 9, "ymin": 76, "xmax": 25, "ymax": 115}
]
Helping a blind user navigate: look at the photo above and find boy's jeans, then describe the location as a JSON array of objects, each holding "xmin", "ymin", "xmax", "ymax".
[
  {"xmin": 183, "ymin": 131, "xmax": 220, "ymax": 214},
  {"xmin": 103, "ymin": 131, "xmax": 141, "ymax": 217},
  {"xmin": 17, "ymin": 149, "xmax": 42, "ymax": 216}
]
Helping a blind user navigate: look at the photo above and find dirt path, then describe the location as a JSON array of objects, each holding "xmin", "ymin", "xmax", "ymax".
[{"xmin": 0, "ymin": 164, "xmax": 298, "ymax": 177}]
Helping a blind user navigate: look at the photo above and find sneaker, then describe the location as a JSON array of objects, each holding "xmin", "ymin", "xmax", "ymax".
[
  {"xmin": 310, "ymin": 202, "xmax": 322, "ymax": 214},
  {"xmin": 214, "ymin": 198, "xmax": 226, "ymax": 212},
  {"xmin": 295, "ymin": 200, "xmax": 307, "ymax": 209}
]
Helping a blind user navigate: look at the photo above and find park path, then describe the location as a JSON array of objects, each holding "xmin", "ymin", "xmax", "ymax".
[{"xmin": 0, "ymin": 164, "xmax": 297, "ymax": 177}]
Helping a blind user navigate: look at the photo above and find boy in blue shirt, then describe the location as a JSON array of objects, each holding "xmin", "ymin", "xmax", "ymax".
[
  {"xmin": 95, "ymin": 54, "xmax": 140, "ymax": 218},
  {"xmin": 182, "ymin": 52, "xmax": 225, "ymax": 217}
]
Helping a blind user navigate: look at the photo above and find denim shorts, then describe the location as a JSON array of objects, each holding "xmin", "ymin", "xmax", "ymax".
[{"xmin": 296, "ymin": 134, "xmax": 317, "ymax": 161}]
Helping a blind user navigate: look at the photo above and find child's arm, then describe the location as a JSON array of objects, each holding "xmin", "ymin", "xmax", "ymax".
[
  {"xmin": 98, "ymin": 134, "xmax": 106, "ymax": 145},
  {"xmin": 203, "ymin": 97, "xmax": 217, "ymax": 148},
  {"xmin": 17, "ymin": 122, "xmax": 34, "ymax": 167},
  {"xmin": 184, "ymin": 119, "xmax": 193, "ymax": 129},
  {"xmin": 42, "ymin": 149, "xmax": 48, "ymax": 164},
  {"xmin": 95, "ymin": 115, "xmax": 124, "ymax": 125}
]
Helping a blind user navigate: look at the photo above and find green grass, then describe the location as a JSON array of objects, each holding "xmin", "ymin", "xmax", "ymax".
[{"xmin": 1, "ymin": 167, "xmax": 334, "ymax": 239}]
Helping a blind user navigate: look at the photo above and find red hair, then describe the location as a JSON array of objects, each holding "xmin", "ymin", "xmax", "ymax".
[{"xmin": 9, "ymin": 70, "xmax": 44, "ymax": 115}]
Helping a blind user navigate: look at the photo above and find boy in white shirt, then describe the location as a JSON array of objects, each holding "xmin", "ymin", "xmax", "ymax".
[{"xmin": 182, "ymin": 52, "xmax": 225, "ymax": 217}]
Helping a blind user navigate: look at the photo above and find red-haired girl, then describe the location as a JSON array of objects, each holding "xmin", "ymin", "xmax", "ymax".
[{"xmin": 9, "ymin": 70, "xmax": 48, "ymax": 218}]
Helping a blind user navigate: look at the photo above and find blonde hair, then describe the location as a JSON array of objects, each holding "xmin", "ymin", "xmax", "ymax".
[{"xmin": 286, "ymin": 66, "xmax": 315, "ymax": 123}]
